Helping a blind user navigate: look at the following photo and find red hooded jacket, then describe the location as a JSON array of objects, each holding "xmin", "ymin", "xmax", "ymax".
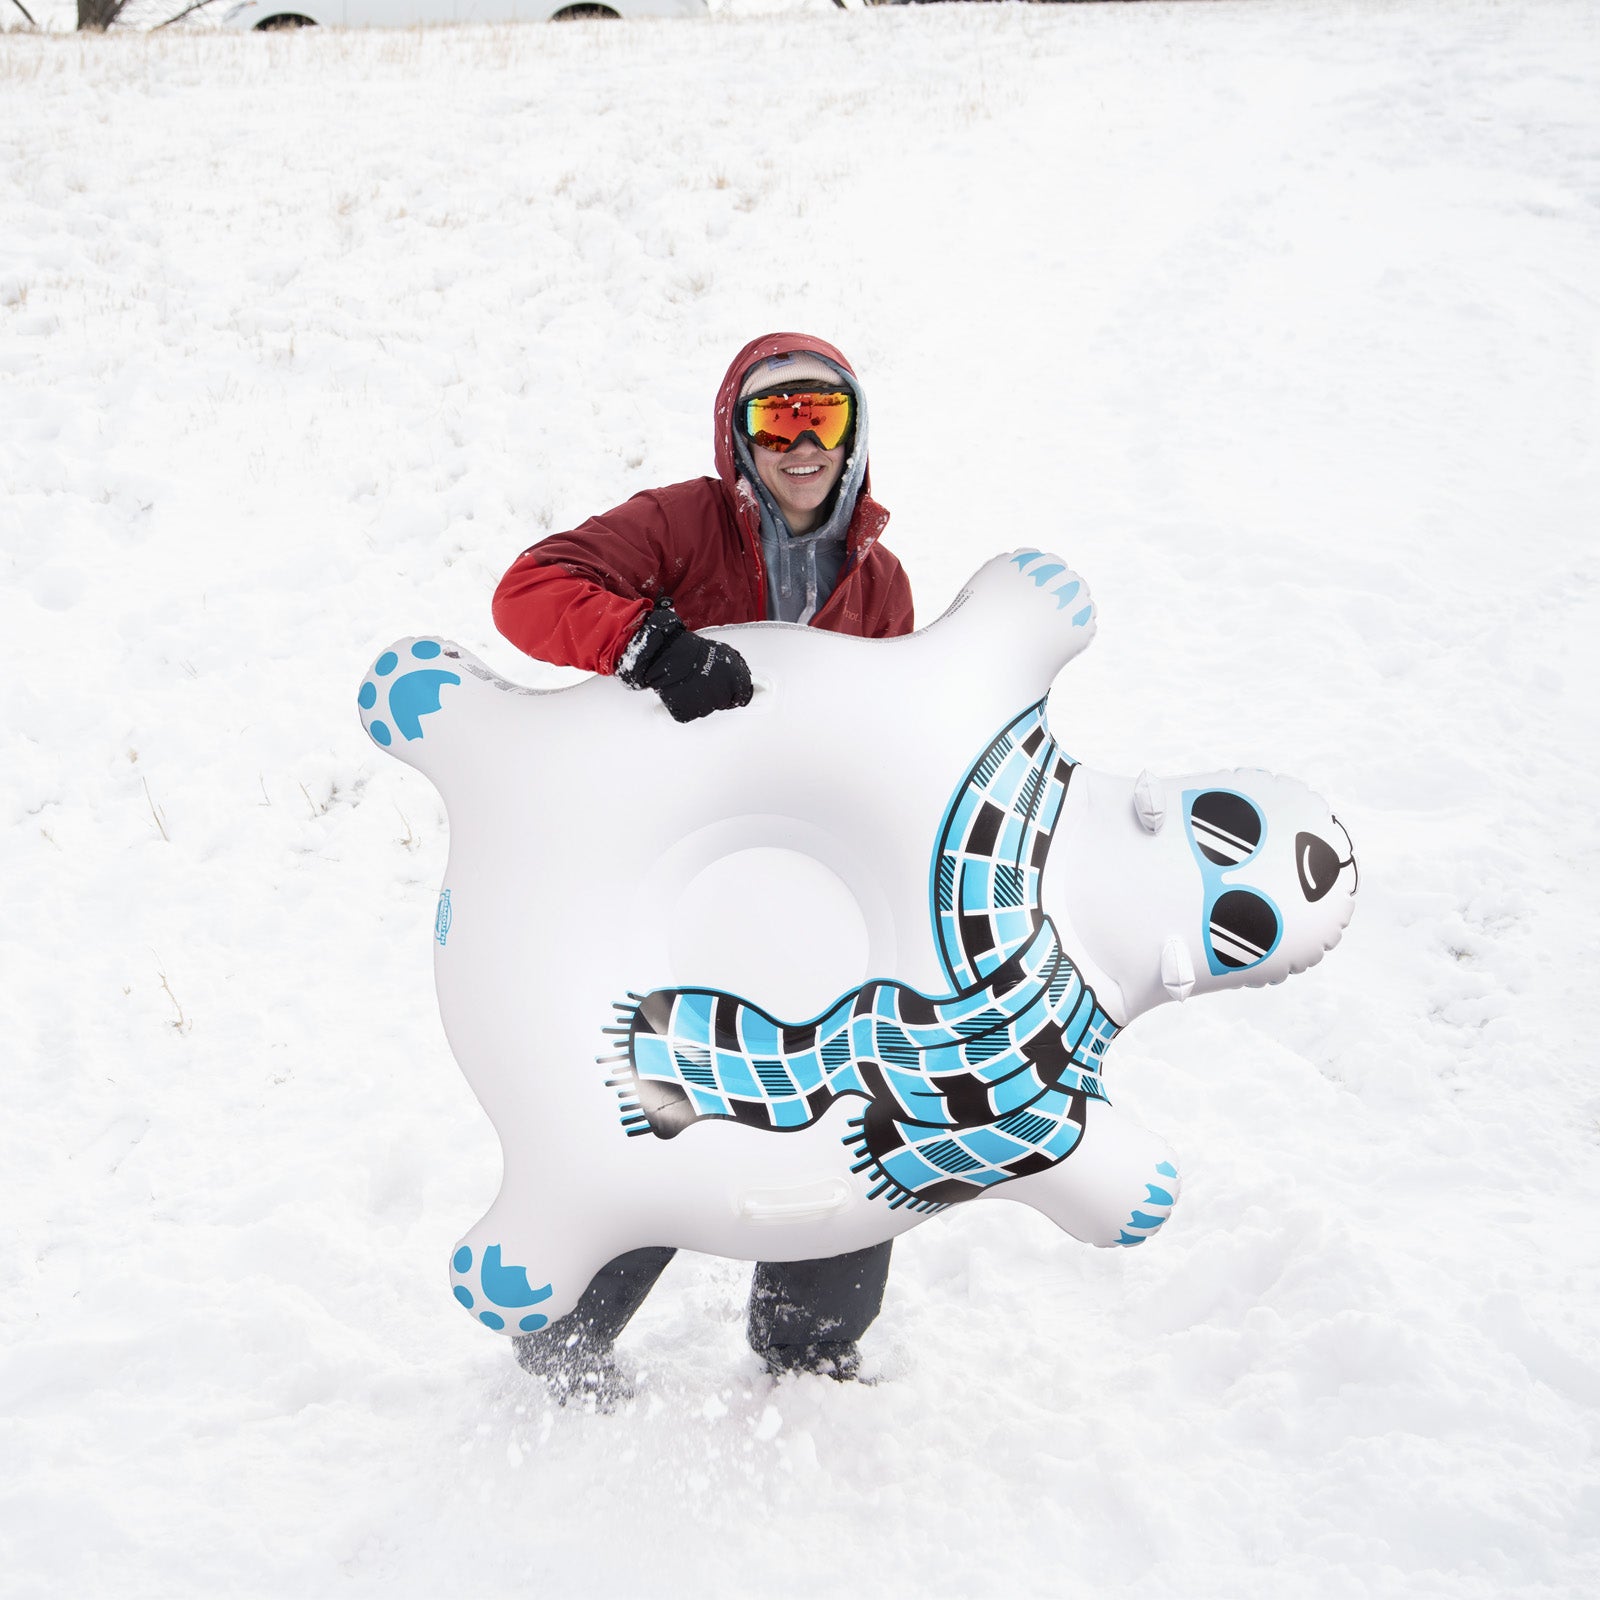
[{"xmin": 492, "ymin": 333, "xmax": 915, "ymax": 673}]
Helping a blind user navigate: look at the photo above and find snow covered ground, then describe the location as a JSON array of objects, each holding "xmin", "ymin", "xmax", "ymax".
[{"xmin": 3, "ymin": 1, "xmax": 1598, "ymax": 1595}]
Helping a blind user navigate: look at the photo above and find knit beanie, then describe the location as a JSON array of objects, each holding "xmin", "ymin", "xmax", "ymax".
[{"xmin": 738, "ymin": 352, "xmax": 849, "ymax": 400}]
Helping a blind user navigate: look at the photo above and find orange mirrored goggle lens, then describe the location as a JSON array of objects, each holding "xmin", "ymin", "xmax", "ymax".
[{"xmin": 742, "ymin": 390, "xmax": 853, "ymax": 454}]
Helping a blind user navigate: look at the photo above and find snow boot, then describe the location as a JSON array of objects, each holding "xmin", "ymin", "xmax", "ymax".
[
  {"xmin": 511, "ymin": 1244, "xmax": 672, "ymax": 1410},
  {"xmin": 747, "ymin": 1240, "xmax": 892, "ymax": 1380},
  {"xmin": 513, "ymin": 1332, "xmax": 635, "ymax": 1411},
  {"xmin": 761, "ymin": 1339, "xmax": 865, "ymax": 1382}
]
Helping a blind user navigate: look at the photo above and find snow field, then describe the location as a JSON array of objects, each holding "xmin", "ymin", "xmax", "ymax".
[{"xmin": 2, "ymin": 2, "xmax": 1598, "ymax": 1596}]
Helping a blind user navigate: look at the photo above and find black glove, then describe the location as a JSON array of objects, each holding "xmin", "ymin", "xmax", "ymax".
[{"xmin": 616, "ymin": 596, "xmax": 753, "ymax": 724}]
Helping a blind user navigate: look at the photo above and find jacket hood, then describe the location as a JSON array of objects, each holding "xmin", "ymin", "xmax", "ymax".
[
  {"xmin": 712, "ymin": 332, "xmax": 887, "ymax": 622},
  {"xmin": 713, "ymin": 331, "xmax": 872, "ymax": 500}
]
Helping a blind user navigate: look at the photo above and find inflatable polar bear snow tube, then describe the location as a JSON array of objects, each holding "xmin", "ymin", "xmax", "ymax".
[{"xmin": 357, "ymin": 551, "xmax": 1357, "ymax": 1337}]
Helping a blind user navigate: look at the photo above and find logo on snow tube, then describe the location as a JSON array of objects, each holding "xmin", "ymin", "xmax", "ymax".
[{"xmin": 436, "ymin": 889, "xmax": 452, "ymax": 947}]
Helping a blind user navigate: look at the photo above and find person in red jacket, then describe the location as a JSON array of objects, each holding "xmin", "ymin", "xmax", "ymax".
[{"xmin": 492, "ymin": 332, "xmax": 914, "ymax": 1404}]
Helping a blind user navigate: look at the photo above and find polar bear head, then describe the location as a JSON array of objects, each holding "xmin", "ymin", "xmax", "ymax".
[{"xmin": 1045, "ymin": 764, "xmax": 1358, "ymax": 1023}]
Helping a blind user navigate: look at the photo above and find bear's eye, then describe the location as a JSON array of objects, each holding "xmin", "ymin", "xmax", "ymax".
[
  {"xmin": 1210, "ymin": 889, "xmax": 1280, "ymax": 970},
  {"xmin": 1190, "ymin": 791, "xmax": 1263, "ymax": 867}
]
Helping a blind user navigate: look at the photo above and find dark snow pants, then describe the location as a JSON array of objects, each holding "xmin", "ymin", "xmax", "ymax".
[{"xmin": 521, "ymin": 1241, "xmax": 893, "ymax": 1359}]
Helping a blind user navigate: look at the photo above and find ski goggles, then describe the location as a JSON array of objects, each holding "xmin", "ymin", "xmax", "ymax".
[
  {"xmin": 1183, "ymin": 789, "xmax": 1283, "ymax": 975},
  {"xmin": 740, "ymin": 388, "xmax": 854, "ymax": 454}
]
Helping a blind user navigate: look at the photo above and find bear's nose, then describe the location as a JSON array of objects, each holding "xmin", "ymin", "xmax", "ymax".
[{"xmin": 1295, "ymin": 832, "xmax": 1344, "ymax": 902}]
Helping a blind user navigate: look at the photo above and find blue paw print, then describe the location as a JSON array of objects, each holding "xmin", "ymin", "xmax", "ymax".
[
  {"xmin": 358, "ymin": 639, "xmax": 460, "ymax": 748},
  {"xmin": 1009, "ymin": 550, "xmax": 1094, "ymax": 627},
  {"xmin": 450, "ymin": 1244, "xmax": 555, "ymax": 1333},
  {"xmin": 1117, "ymin": 1161, "xmax": 1179, "ymax": 1247}
]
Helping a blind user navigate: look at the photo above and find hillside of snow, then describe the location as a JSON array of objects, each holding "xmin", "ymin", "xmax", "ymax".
[{"xmin": 3, "ymin": 3, "xmax": 1598, "ymax": 1596}]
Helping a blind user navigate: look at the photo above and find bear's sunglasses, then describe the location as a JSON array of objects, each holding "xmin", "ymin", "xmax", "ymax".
[
  {"xmin": 1183, "ymin": 790, "xmax": 1283, "ymax": 976},
  {"xmin": 740, "ymin": 389, "xmax": 854, "ymax": 454}
]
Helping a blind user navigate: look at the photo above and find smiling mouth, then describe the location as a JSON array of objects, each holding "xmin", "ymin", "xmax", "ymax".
[{"xmin": 783, "ymin": 464, "xmax": 824, "ymax": 478}]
